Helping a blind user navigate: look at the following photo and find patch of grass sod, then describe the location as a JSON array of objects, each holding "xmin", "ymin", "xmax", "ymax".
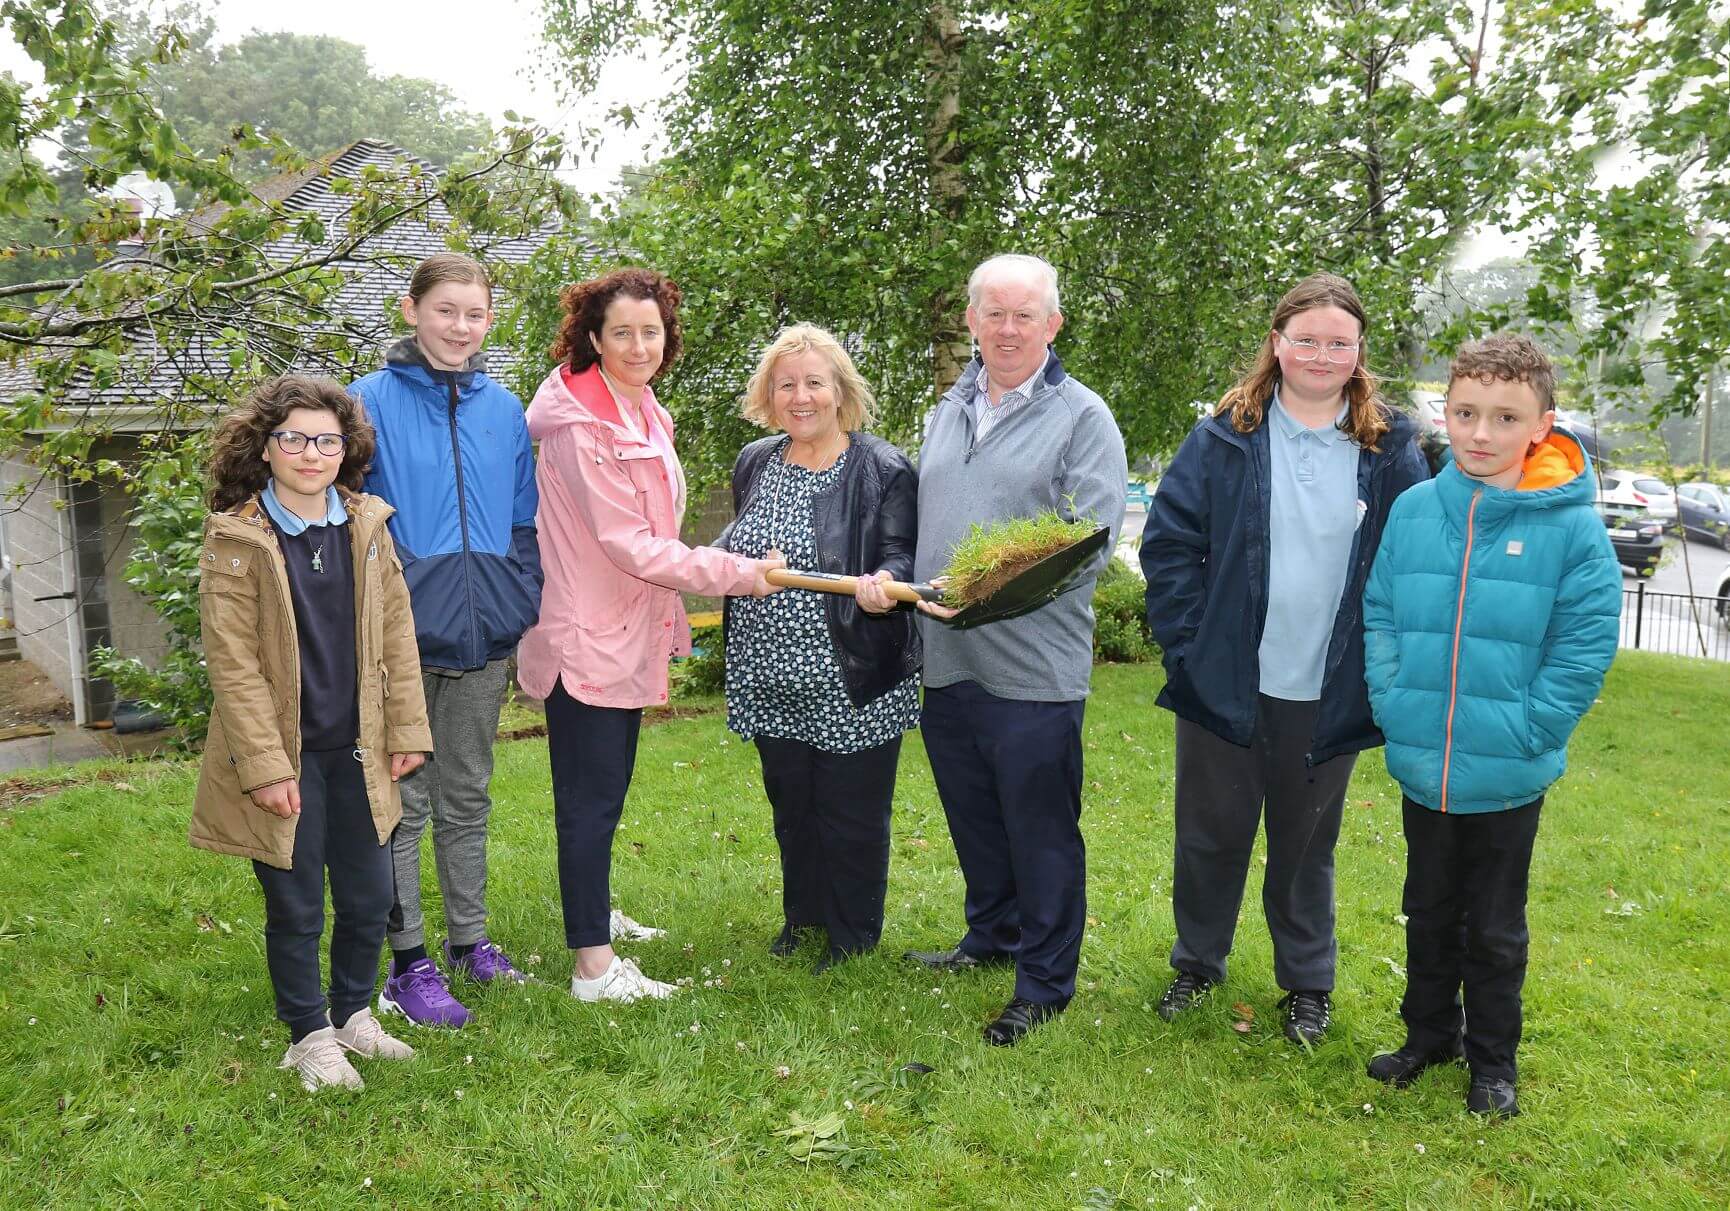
[
  {"xmin": 1, "ymin": 653, "xmax": 1725, "ymax": 1207},
  {"xmin": 938, "ymin": 511, "xmax": 1099, "ymax": 608}
]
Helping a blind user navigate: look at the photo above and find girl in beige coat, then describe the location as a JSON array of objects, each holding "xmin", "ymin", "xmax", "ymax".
[{"xmin": 192, "ymin": 376, "xmax": 433, "ymax": 1093}]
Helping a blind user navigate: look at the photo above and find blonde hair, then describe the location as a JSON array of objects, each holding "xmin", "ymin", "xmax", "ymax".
[
  {"xmin": 1216, "ymin": 272, "xmax": 1388, "ymax": 451},
  {"xmin": 742, "ymin": 324, "xmax": 877, "ymax": 432}
]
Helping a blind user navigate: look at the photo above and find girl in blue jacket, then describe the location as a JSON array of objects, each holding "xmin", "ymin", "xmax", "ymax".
[
  {"xmin": 1140, "ymin": 273, "xmax": 1428, "ymax": 1047},
  {"xmin": 349, "ymin": 253, "xmax": 543, "ymax": 1028},
  {"xmin": 1362, "ymin": 333, "xmax": 1620, "ymax": 1118}
]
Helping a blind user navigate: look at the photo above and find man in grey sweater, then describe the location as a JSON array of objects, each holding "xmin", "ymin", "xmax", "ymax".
[{"xmin": 902, "ymin": 253, "xmax": 1128, "ymax": 1046}]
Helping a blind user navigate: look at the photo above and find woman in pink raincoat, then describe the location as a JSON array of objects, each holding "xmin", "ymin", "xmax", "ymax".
[{"xmin": 517, "ymin": 268, "xmax": 783, "ymax": 1004}]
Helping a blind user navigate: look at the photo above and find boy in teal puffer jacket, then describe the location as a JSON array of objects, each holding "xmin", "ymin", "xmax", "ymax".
[{"xmin": 1361, "ymin": 334, "xmax": 1620, "ymax": 1118}]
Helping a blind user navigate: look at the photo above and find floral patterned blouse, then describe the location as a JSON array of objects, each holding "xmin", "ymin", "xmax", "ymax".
[{"xmin": 724, "ymin": 439, "xmax": 920, "ymax": 753}]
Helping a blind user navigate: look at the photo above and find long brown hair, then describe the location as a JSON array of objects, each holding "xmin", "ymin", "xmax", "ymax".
[
  {"xmin": 1217, "ymin": 273, "xmax": 1388, "ymax": 450},
  {"xmin": 549, "ymin": 268, "xmax": 683, "ymax": 378},
  {"xmin": 208, "ymin": 375, "xmax": 376, "ymax": 513}
]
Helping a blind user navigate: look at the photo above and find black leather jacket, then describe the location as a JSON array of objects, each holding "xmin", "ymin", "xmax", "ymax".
[{"xmin": 720, "ymin": 432, "xmax": 921, "ymax": 708}]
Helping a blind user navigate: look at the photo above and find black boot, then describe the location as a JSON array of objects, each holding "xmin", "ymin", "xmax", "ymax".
[
  {"xmin": 1367, "ymin": 1035, "xmax": 1466, "ymax": 1087},
  {"xmin": 1467, "ymin": 1073, "xmax": 1520, "ymax": 1118}
]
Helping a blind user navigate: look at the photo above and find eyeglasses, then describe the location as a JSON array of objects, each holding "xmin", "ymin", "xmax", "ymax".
[
  {"xmin": 1279, "ymin": 334, "xmax": 1361, "ymax": 365},
  {"xmin": 270, "ymin": 430, "xmax": 347, "ymax": 457}
]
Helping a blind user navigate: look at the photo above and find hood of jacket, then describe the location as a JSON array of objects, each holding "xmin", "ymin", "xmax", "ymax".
[
  {"xmin": 527, "ymin": 363, "xmax": 663, "ymax": 442},
  {"xmin": 1435, "ymin": 427, "xmax": 1595, "ymax": 525},
  {"xmin": 381, "ymin": 335, "xmax": 491, "ymax": 398}
]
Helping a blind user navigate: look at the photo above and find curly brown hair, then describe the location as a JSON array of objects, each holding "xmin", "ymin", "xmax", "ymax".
[
  {"xmin": 1217, "ymin": 272, "xmax": 1388, "ymax": 451},
  {"xmin": 208, "ymin": 375, "xmax": 376, "ymax": 513},
  {"xmin": 548, "ymin": 268, "xmax": 683, "ymax": 377},
  {"xmin": 1449, "ymin": 332, "xmax": 1555, "ymax": 412}
]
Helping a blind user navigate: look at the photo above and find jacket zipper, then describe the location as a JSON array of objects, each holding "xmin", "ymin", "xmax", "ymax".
[
  {"xmin": 445, "ymin": 375, "xmax": 479, "ymax": 664},
  {"xmin": 1440, "ymin": 489, "xmax": 1482, "ymax": 812},
  {"xmin": 1307, "ymin": 450, "xmax": 1391, "ymax": 766}
]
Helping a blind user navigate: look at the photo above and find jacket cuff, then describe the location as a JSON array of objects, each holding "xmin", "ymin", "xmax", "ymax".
[
  {"xmin": 386, "ymin": 723, "xmax": 435, "ymax": 755},
  {"xmin": 235, "ymin": 749, "xmax": 296, "ymax": 794}
]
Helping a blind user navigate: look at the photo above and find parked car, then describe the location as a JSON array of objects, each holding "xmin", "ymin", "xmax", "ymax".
[
  {"xmin": 1676, "ymin": 481, "xmax": 1730, "ymax": 549},
  {"xmin": 1597, "ymin": 469, "xmax": 1678, "ymax": 524},
  {"xmin": 1597, "ymin": 501, "xmax": 1664, "ymax": 577}
]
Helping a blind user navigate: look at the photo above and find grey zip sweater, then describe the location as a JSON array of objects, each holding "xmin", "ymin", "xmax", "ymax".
[{"xmin": 916, "ymin": 352, "xmax": 1128, "ymax": 701}]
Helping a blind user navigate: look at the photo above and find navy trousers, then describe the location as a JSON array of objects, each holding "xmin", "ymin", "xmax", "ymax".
[
  {"xmin": 1399, "ymin": 795, "xmax": 1543, "ymax": 1082},
  {"xmin": 252, "ymin": 748, "xmax": 392, "ymax": 1041},
  {"xmin": 920, "ymin": 681, "xmax": 1087, "ymax": 1006},
  {"xmin": 755, "ymin": 735, "xmax": 901, "ymax": 959},
  {"xmin": 544, "ymin": 680, "xmax": 644, "ymax": 950}
]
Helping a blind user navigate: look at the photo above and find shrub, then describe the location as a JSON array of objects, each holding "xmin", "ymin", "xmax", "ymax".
[
  {"xmin": 672, "ymin": 622, "xmax": 727, "ymax": 699},
  {"xmin": 1092, "ymin": 556, "xmax": 1157, "ymax": 664},
  {"xmin": 90, "ymin": 442, "xmax": 212, "ymax": 748}
]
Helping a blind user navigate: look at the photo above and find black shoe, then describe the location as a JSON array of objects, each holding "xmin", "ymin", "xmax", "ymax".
[
  {"xmin": 1467, "ymin": 1074, "xmax": 1520, "ymax": 1118},
  {"xmin": 903, "ymin": 946, "xmax": 1011, "ymax": 971},
  {"xmin": 769, "ymin": 924, "xmax": 817, "ymax": 958},
  {"xmin": 1156, "ymin": 971, "xmax": 1216, "ymax": 1021},
  {"xmin": 982, "ymin": 997, "xmax": 1062, "ymax": 1046},
  {"xmin": 1367, "ymin": 1036, "xmax": 1466, "ymax": 1087},
  {"xmin": 1277, "ymin": 990, "xmax": 1332, "ymax": 1046}
]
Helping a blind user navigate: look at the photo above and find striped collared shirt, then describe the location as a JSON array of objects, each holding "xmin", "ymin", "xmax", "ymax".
[{"xmin": 971, "ymin": 351, "xmax": 1051, "ymax": 441}]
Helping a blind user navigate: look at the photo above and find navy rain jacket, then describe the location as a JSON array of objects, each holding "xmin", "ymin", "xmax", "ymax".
[
  {"xmin": 351, "ymin": 338, "xmax": 543, "ymax": 672},
  {"xmin": 1139, "ymin": 402, "xmax": 1428, "ymax": 765}
]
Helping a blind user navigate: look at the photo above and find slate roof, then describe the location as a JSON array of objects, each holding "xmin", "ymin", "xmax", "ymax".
[{"xmin": 1, "ymin": 139, "xmax": 563, "ymax": 422}]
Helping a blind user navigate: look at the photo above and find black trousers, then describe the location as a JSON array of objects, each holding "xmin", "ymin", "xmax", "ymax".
[
  {"xmin": 1170, "ymin": 696, "xmax": 1356, "ymax": 992},
  {"xmin": 920, "ymin": 681, "xmax": 1087, "ymax": 1007},
  {"xmin": 545, "ymin": 680, "xmax": 643, "ymax": 950},
  {"xmin": 1400, "ymin": 795, "xmax": 1544, "ymax": 1082},
  {"xmin": 252, "ymin": 748, "xmax": 392, "ymax": 1041},
  {"xmin": 754, "ymin": 734, "xmax": 902, "ymax": 959}
]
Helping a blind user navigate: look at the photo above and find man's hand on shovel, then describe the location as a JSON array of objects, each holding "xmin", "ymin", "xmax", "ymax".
[{"xmin": 915, "ymin": 577, "xmax": 960, "ymax": 621}]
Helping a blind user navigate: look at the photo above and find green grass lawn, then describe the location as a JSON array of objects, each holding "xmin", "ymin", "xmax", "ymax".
[{"xmin": 2, "ymin": 654, "xmax": 1727, "ymax": 1208}]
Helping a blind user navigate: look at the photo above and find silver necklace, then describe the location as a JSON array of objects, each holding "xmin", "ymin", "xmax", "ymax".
[{"xmin": 310, "ymin": 539, "xmax": 325, "ymax": 574}]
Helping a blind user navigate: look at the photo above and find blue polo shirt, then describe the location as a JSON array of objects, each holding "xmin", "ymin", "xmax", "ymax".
[{"xmin": 1258, "ymin": 392, "xmax": 1361, "ymax": 702}]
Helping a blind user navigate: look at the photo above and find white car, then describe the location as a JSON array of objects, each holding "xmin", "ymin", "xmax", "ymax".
[{"xmin": 1597, "ymin": 469, "xmax": 1677, "ymax": 523}]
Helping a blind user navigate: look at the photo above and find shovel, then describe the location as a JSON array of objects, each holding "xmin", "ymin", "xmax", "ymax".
[{"xmin": 763, "ymin": 523, "xmax": 1110, "ymax": 628}]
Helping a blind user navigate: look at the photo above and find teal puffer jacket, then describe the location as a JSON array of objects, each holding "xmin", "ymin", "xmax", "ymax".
[{"xmin": 1362, "ymin": 430, "xmax": 1621, "ymax": 814}]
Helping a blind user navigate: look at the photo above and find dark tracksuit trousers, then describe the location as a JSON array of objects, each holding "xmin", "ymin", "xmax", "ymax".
[
  {"xmin": 1170, "ymin": 695, "xmax": 1355, "ymax": 992},
  {"xmin": 545, "ymin": 680, "xmax": 643, "ymax": 950},
  {"xmin": 754, "ymin": 734, "xmax": 902, "ymax": 960},
  {"xmin": 921, "ymin": 681, "xmax": 1087, "ymax": 1008},
  {"xmin": 252, "ymin": 748, "xmax": 393, "ymax": 1042},
  {"xmin": 1399, "ymin": 795, "xmax": 1544, "ymax": 1082}
]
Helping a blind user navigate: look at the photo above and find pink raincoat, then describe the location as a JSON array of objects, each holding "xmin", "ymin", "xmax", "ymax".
[{"xmin": 517, "ymin": 364, "xmax": 759, "ymax": 708}]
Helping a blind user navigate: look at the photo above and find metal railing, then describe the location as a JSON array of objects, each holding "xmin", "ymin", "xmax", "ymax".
[{"xmin": 1620, "ymin": 583, "xmax": 1730, "ymax": 661}]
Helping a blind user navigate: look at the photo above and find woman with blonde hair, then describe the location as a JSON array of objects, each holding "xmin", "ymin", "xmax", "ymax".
[
  {"xmin": 720, "ymin": 323, "xmax": 920, "ymax": 970},
  {"xmin": 1140, "ymin": 273, "xmax": 1429, "ymax": 1046}
]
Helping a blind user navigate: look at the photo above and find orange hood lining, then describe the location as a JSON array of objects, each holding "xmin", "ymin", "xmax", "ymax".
[{"xmin": 1516, "ymin": 432, "xmax": 1584, "ymax": 491}]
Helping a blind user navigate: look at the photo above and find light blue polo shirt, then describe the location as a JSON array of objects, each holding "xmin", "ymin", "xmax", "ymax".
[{"xmin": 1258, "ymin": 391, "xmax": 1361, "ymax": 701}]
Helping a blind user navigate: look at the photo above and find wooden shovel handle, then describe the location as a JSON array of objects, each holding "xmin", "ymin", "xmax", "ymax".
[{"xmin": 764, "ymin": 568, "xmax": 944, "ymax": 604}]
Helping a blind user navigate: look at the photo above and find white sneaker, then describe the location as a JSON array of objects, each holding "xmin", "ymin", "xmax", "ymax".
[
  {"xmin": 278, "ymin": 1026, "xmax": 364, "ymax": 1092},
  {"xmin": 610, "ymin": 908, "xmax": 668, "ymax": 941},
  {"xmin": 570, "ymin": 955, "xmax": 680, "ymax": 1003},
  {"xmin": 333, "ymin": 1007, "xmax": 416, "ymax": 1060}
]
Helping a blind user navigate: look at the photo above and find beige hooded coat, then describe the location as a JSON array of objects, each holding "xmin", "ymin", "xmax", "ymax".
[{"xmin": 189, "ymin": 491, "xmax": 433, "ymax": 870}]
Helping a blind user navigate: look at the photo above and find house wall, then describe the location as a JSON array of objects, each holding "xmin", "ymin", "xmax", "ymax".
[
  {"xmin": 0, "ymin": 441, "xmax": 170, "ymax": 719},
  {"xmin": 0, "ymin": 446, "xmax": 79, "ymax": 706}
]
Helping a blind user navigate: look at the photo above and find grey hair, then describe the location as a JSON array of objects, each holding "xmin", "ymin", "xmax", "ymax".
[{"xmin": 967, "ymin": 254, "xmax": 1061, "ymax": 315}]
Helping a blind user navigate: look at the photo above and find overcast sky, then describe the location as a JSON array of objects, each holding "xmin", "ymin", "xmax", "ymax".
[{"xmin": 1, "ymin": 0, "xmax": 674, "ymax": 195}]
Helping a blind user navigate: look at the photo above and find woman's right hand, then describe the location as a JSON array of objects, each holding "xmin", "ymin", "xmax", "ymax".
[
  {"xmin": 751, "ymin": 549, "xmax": 788, "ymax": 597},
  {"xmin": 249, "ymin": 777, "xmax": 301, "ymax": 818}
]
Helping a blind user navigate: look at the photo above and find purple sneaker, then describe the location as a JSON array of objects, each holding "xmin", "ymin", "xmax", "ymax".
[
  {"xmin": 378, "ymin": 958, "xmax": 472, "ymax": 1028},
  {"xmin": 445, "ymin": 938, "xmax": 527, "ymax": 985}
]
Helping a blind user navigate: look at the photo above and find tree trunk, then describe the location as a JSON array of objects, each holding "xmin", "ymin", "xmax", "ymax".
[{"xmin": 925, "ymin": 0, "xmax": 970, "ymax": 398}]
